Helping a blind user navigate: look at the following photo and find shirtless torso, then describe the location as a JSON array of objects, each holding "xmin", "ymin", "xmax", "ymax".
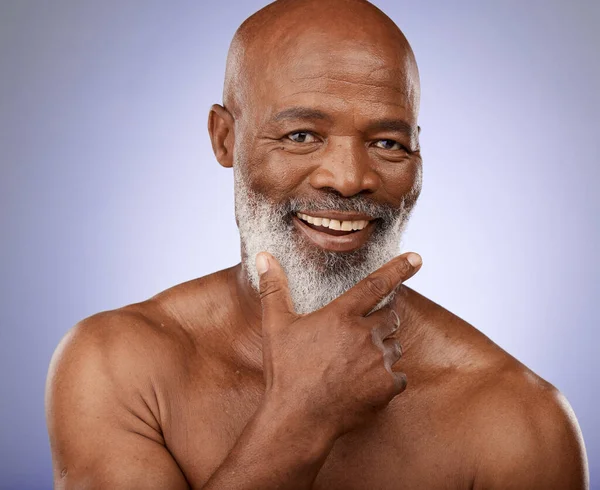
[
  {"xmin": 46, "ymin": 264, "xmax": 587, "ymax": 489},
  {"xmin": 46, "ymin": 3, "xmax": 588, "ymax": 485}
]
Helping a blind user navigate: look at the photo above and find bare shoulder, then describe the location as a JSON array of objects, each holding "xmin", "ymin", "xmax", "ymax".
[
  {"xmin": 47, "ymin": 301, "xmax": 179, "ymax": 395},
  {"xmin": 45, "ymin": 269, "xmax": 234, "ymax": 488},
  {"xmin": 45, "ymin": 297, "xmax": 187, "ymax": 449},
  {"xmin": 462, "ymin": 359, "xmax": 589, "ymax": 489},
  {"xmin": 401, "ymin": 286, "xmax": 589, "ymax": 489},
  {"xmin": 47, "ymin": 266, "xmax": 234, "ymax": 393},
  {"xmin": 44, "ymin": 302, "xmax": 182, "ymax": 486}
]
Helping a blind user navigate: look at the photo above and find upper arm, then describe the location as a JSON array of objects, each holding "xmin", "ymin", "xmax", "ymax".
[
  {"xmin": 45, "ymin": 311, "xmax": 190, "ymax": 490},
  {"xmin": 472, "ymin": 376, "xmax": 589, "ymax": 490}
]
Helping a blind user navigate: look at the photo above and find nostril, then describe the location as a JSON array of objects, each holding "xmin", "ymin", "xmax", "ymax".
[
  {"xmin": 316, "ymin": 187, "xmax": 376, "ymax": 199},
  {"xmin": 308, "ymin": 163, "xmax": 380, "ymax": 196},
  {"xmin": 319, "ymin": 187, "xmax": 345, "ymax": 197}
]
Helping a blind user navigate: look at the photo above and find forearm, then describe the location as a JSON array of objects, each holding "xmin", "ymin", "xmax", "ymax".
[{"xmin": 202, "ymin": 398, "xmax": 337, "ymax": 490}]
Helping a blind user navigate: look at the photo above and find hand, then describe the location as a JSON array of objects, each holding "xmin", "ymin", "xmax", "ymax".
[{"xmin": 256, "ymin": 251, "xmax": 422, "ymax": 437}]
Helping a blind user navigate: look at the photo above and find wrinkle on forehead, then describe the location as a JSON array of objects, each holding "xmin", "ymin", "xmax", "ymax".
[
  {"xmin": 289, "ymin": 72, "xmax": 416, "ymax": 105},
  {"xmin": 223, "ymin": 0, "xmax": 420, "ymax": 120}
]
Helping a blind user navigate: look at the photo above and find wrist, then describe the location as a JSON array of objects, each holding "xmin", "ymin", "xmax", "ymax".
[{"xmin": 257, "ymin": 393, "xmax": 338, "ymax": 463}]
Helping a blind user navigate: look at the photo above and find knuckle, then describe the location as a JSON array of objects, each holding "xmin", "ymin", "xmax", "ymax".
[
  {"xmin": 392, "ymin": 372, "xmax": 408, "ymax": 394},
  {"xmin": 393, "ymin": 258, "xmax": 412, "ymax": 279},
  {"xmin": 336, "ymin": 308, "xmax": 353, "ymax": 325},
  {"xmin": 391, "ymin": 339, "xmax": 402, "ymax": 358},
  {"xmin": 259, "ymin": 278, "xmax": 280, "ymax": 299},
  {"xmin": 363, "ymin": 327, "xmax": 378, "ymax": 349},
  {"xmin": 364, "ymin": 275, "xmax": 393, "ymax": 298}
]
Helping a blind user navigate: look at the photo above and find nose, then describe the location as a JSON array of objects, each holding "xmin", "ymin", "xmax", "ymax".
[{"xmin": 308, "ymin": 137, "xmax": 381, "ymax": 197}]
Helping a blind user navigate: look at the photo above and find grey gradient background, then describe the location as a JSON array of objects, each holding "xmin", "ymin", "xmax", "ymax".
[{"xmin": 1, "ymin": 0, "xmax": 598, "ymax": 488}]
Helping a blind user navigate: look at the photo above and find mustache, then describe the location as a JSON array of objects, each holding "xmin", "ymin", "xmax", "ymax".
[{"xmin": 282, "ymin": 193, "xmax": 400, "ymax": 224}]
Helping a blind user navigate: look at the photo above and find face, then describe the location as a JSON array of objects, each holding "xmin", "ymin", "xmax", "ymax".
[{"xmin": 220, "ymin": 32, "xmax": 422, "ymax": 314}]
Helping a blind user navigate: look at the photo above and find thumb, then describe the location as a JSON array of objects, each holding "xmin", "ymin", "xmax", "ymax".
[{"xmin": 256, "ymin": 252, "xmax": 296, "ymax": 327}]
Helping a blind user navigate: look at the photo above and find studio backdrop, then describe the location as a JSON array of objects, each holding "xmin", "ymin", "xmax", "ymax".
[{"xmin": 0, "ymin": 1, "xmax": 598, "ymax": 488}]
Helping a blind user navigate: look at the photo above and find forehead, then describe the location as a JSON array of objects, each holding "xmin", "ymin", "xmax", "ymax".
[{"xmin": 249, "ymin": 34, "xmax": 419, "ymax": 124}]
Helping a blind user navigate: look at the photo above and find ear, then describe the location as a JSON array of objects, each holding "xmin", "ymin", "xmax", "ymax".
[{"xmin": 208, "ymin": 104, "xmax": 234, "ymax": 168}]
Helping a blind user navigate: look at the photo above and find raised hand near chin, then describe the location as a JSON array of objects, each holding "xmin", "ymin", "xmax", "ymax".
[{"xmin": 256, "ymin": 251, "xmax": 423, "ymax": 437}]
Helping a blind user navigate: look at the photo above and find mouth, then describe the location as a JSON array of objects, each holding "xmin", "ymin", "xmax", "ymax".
[{"xmin": 292, "ymin": 211, "xmax": 377, "ymax": 253}]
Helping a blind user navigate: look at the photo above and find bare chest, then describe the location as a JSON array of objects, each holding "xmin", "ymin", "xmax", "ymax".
[{"xmin": 158, "ymin": 373, "xmax": 473, "ymax": 490}]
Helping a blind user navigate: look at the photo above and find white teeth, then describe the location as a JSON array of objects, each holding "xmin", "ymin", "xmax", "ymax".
[
  {"xmin": 329, "ymin": 219, "xmax": 341, "ymax": 230},
  {"xmin": 296, "ymin": 213, "xmax": 369, "ymax": 231}
]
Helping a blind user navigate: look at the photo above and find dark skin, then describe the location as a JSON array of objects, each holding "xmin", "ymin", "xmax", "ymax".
[{"xmin": 46, "ymin": 0, "xmax": 588, "ymax": 488}]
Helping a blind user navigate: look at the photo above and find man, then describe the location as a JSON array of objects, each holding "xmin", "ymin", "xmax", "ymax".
[{"xmin": 45, "ymin": 0, "xmax": 589, "ymax": 488}]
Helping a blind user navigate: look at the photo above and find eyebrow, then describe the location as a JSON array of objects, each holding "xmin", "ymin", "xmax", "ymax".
[
  {"xmin": 363, "ymin": 119, "xmax": 416, "ymax": 138},
  {"xmin": 270, "ymin": 107, "xmax": 416, "ymax": 138},
  {"xmin": 271, "ymin": 107, "xmax": 333, "ymax": 123}
]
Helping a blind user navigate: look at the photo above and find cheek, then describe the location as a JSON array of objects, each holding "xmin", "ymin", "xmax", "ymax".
[
  {"xmin": 244, "ymin": 148, "xmax": 316, "ymax": 200},
  {"xmin": 377, "ymin": 158, "xmax": 422, "ymax": 206},
  {"xmin": 232, "ymin": 114, "xmax": 307, "ymax": 199}
]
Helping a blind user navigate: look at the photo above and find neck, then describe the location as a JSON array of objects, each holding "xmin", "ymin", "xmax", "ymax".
[{"xmin": 227, "ymin": 263, "xmax": 265, "ymax": 371}]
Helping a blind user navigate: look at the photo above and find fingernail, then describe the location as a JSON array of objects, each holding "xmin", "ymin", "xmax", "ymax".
[
  {"xmin": 256, "ymin": 253, "xmax": 269, "ymax": 275},
  {"xmin": 392, "ymin": 310, "xmax": 400, "ymax": 330},
  {"xmin": 407, "ymin": 253, "xmax": 422, "ymax": 268}
]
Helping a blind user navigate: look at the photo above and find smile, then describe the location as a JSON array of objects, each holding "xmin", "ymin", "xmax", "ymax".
[
  {"xmin": 296, "ymin": 213, "xmax": 369, "ymax": 232},
  {"xmin": 293, "ymin": 211, "xmax": 377, "ymax": 253}
]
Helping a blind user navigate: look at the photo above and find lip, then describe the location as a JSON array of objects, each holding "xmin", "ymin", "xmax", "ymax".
[
  {"xmin": 292, "ymin": 215, "xmax": 377, "ymax": 252},
  {"xmin": 296, "ymin": 210, "xmax": 375, "ymax": 221}
]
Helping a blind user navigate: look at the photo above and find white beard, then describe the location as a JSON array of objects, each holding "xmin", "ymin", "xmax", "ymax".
[{"xmin": 234, "ymin": 165, "xmax": 421, "ymax": 314}]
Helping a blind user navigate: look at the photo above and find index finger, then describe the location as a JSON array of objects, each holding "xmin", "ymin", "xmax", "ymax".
[{"xmin": 337, "ymin": 252, "xmax": 422, "ymax": 316}]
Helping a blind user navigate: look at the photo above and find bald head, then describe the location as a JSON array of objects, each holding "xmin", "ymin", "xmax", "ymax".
[
  {"xmin": 223, "ymin": 0, "xmax": 420, "ymax": 120},
  {"xmin": 207, "ymin": 0, "xmax": 424, "ymax": 313}
]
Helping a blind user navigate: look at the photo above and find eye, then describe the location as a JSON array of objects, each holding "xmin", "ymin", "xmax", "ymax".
[
  {"xmin": 374, "ymin": 139, "xmax": 404, "ymax": 151},
  {"xmin": 287, "ymin": 131, "xmax": 318, "ymax": 143}
]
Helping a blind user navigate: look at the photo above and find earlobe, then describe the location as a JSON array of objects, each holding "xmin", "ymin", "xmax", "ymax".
[{"xmin": 208, "ymin": 104, "xmax": 234, "ymax": 168}]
